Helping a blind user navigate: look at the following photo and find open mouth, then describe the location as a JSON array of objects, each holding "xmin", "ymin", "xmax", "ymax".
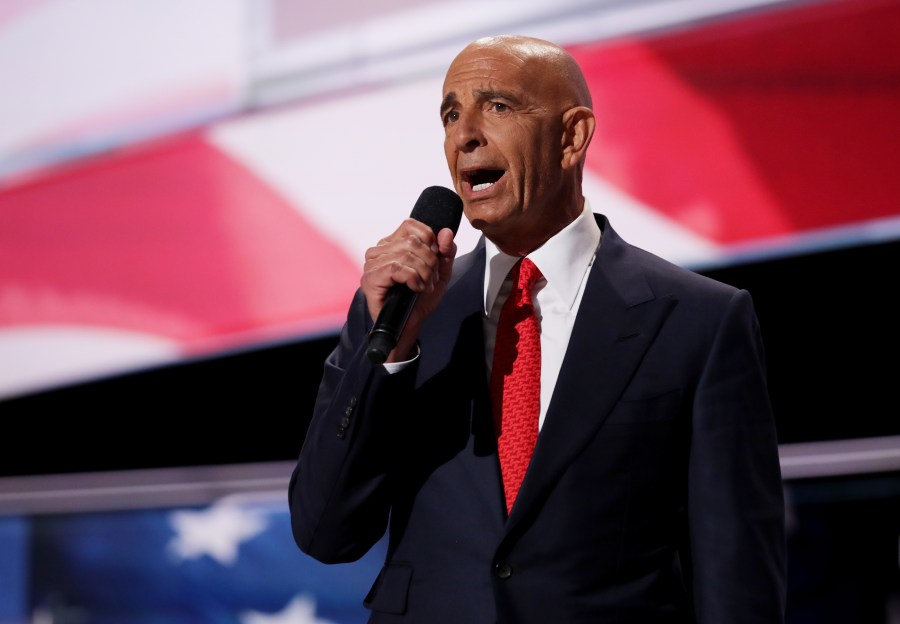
[{"xmin": 464, "ymin": 168, "xmax": 505, "ymax": 192}]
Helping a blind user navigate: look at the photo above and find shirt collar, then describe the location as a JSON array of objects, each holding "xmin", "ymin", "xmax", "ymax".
[{"xmin": 484, "ymin": 199, "xmax": 601, "ymax": 315}]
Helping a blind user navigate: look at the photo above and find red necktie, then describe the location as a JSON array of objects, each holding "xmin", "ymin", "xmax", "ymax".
[{"xmin": 491, "ymin": 257, "xmax": 542, "ymax": 515}]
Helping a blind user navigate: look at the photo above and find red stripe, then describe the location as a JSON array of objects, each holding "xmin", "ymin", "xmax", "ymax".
[
  {"xmin": 0, "ymin": 132, "xmax": 359, "ymax": 348},
  {"xmin": 570, "ymin": 0, "xmax": 900, "ymax": 243}
]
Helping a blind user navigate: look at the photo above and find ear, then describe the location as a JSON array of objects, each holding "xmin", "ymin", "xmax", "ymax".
[{"xmin": 560, "ymin": 106, "xmax": 596, "ymax": 171}]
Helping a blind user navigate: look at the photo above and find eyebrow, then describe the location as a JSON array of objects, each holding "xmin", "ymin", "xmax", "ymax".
[
  {"xmin": 475, "ymin": 89, "xmax": 522, "ymax": 105},
  {"xmin": 440, "ymin": 92, "xmax": 458, "ymax": 117},
  {"xmin": 440, "ymin": 89, "xmax": 524, "ymax": 117}
]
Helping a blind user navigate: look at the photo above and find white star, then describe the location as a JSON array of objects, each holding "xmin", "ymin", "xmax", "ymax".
[
  {"xmin": 239, "ymin": 594, "xmax": 337, "ymax": 624},
  {"xmin": 166, "ymin": 501, "xmax": 268, "ymax": 566}
]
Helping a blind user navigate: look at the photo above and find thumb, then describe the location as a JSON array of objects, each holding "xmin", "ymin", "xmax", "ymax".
[{"xmin": 436, "ymin": 228, "xmax": 457, "ymax": 286}]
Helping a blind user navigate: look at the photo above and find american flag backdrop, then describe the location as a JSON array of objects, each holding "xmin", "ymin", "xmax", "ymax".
[
  {"xmin": 2, "ymin": 0, "xmax": 898, "ymax": 402},
  {"xmin": 0, "ymin": 492, "xmax": 387, "ymax": 623}
]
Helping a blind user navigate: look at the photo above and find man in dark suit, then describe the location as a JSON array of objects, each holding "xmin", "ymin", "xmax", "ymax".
[{"xmin": 289, "ymin": 34, "xmax": 786, "ymax": 623}]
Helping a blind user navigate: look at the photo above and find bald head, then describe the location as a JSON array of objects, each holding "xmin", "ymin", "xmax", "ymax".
[
  {"xmin": 457, "ymin": 35, "xmax": 593, "ymax": 110},
  {"xmin": 441, "ymin": 34, "xmax": 596, "ymax": 255}
]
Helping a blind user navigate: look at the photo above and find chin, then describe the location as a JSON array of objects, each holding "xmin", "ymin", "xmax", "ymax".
[
  {"xmin": 466, "ymin": 217, "xmax": 489, "ymax": 233},
  {"xmin": 462, "ymin": 206, "xmax": 496, "ymax": 234},
  {"xmin": 463, "ymin": 198, "xmax": 507, "ymax": 224}
]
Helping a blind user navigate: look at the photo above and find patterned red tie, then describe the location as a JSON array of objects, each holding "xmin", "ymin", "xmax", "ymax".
[{"xmin": 491, "ymin": 257, "xmax": 542, "ymax": 515}]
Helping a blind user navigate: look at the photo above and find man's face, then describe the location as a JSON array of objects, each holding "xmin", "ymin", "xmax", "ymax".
[{"xmin": 441, "ymin": 44, "xmax": 566, "ymax": 249}]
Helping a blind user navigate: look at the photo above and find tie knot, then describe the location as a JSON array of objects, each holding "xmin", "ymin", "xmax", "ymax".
[{"xmin": 516, "ymin": 257, "xmax": 542, "ymax": 293}]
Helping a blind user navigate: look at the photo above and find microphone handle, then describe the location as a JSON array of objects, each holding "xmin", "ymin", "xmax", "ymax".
[
  {"xmin": 365, "ymin": 186, "xmax": 463, "ymax": 365},
  {"xmin": 366, "ymin": 284, "xmax": 418, "ymax": 364}
]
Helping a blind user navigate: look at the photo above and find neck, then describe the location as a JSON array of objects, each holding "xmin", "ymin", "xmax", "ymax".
[{"xmin": 490, "ymin": 194, "xmax": 584, "ymax": 257}]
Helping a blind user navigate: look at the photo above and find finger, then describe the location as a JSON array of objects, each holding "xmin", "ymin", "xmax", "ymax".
[
  {"xmin": 365, "ymin": 219, "xmax": 437, "ymax": 262},
  {"xmin": 364, "ymin": 242, "xmax": 440, "ymax": 294},
  {"xmin": 436, "ymin": 228, "xmax": 457, "ymax": 259}
]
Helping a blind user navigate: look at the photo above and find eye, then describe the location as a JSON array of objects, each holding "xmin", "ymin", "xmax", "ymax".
[
  {"xmin": 490, "ymin": 102, "xmax": 509, "ymax": 113},
  {"xmin": 442, "ymin": 110, "xmax": 459, "ymax": 126}
]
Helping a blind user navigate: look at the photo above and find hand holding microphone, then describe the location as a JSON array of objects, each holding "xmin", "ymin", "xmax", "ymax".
[{"xmin": 364, "ymin": 186, "xmax": 464, "ymax": 364}]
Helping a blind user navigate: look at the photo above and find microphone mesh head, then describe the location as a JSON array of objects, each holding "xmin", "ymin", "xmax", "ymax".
[{"xmin": 410, "ymin": 186, "xmax": 464, "ymax": 235}]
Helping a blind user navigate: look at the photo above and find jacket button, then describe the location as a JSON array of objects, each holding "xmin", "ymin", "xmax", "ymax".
[{"xmin": 494, "ymin": 562, "xmax": 512, "ymax": 579}]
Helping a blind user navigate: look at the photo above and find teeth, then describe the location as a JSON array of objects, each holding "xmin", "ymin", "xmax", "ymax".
[{"xmin": 472, "ymin": 182, "xmax": 493, "ymax": 191}]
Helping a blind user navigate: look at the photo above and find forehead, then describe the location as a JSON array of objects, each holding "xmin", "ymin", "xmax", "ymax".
[{"xmin": 442, "ymin": 45, "xmax": 533, "ymax": 98}]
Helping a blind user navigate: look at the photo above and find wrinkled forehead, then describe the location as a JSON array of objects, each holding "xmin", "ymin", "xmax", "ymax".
[{"xmin": 442, "ymin": 44, "xmax": 540, "ymax": 98}]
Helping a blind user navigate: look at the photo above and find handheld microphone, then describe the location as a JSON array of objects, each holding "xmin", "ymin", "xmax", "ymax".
[{"xmin": 366, "ymin": 186, "xmax": 464, "ymax": 364}]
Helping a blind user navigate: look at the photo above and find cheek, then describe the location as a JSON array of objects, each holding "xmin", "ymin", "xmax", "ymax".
[
  {"xmin": 443, "ymin": 141, "xmax": 457, "ymax": 171},
  {"xmin": 531, "ymin": 138, "xmax": 560, "ymax": 183},
  {"xmin": 503, "ymin": 127, "xmax": 541, "ymax": 174}
]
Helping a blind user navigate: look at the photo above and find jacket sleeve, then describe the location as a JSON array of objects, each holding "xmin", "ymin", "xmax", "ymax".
[
  {"xmin": 288, "ymin": 288, "xmax": 416, "ymax": 564},
  {"xmin": 686, "ymin": 288, "xmax": 787, "ymax": 623}
]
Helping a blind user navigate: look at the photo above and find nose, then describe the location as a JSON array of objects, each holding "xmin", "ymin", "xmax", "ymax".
[{"xmin": 449, "ymin": 111, "xmax": 484, "ymax": 153}]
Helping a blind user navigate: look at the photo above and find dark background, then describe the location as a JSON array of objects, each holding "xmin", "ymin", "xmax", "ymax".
[{"xmin": 3, "ymin": 237, "xmax": 899, "ymax": 478}]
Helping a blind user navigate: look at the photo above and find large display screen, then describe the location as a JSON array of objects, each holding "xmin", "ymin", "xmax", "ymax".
[{"xmin": 3, "ymin": 0, "xmax": 898, "ymax": 404}]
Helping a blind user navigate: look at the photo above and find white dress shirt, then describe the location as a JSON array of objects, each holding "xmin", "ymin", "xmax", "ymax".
[
  {"xmin": 483, "ymin": 200, "xmax": 601, "ymax": 429},
  {"xmin": 385, "ymin": 199, "xmax": 601, "ymax": 432}
]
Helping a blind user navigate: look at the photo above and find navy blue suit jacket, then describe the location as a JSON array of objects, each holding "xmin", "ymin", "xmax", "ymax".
[{"xmin": 289, "ymin": 214, "xmax": 786, "ymax": 623}]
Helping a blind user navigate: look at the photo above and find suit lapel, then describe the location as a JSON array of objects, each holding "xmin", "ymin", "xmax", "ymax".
[
  {"xmin": 507, "ymin": 216, "xmax": 677, "ymax": 526},
  {"xmin": 416, "ymin": 240, "xmax": 486, "ymax": 384}
]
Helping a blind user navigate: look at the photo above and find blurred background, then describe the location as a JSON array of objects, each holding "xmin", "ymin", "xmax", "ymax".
[{"xmin": 1, "ymin": 0, "xmax": 899, "ymax": 622}]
